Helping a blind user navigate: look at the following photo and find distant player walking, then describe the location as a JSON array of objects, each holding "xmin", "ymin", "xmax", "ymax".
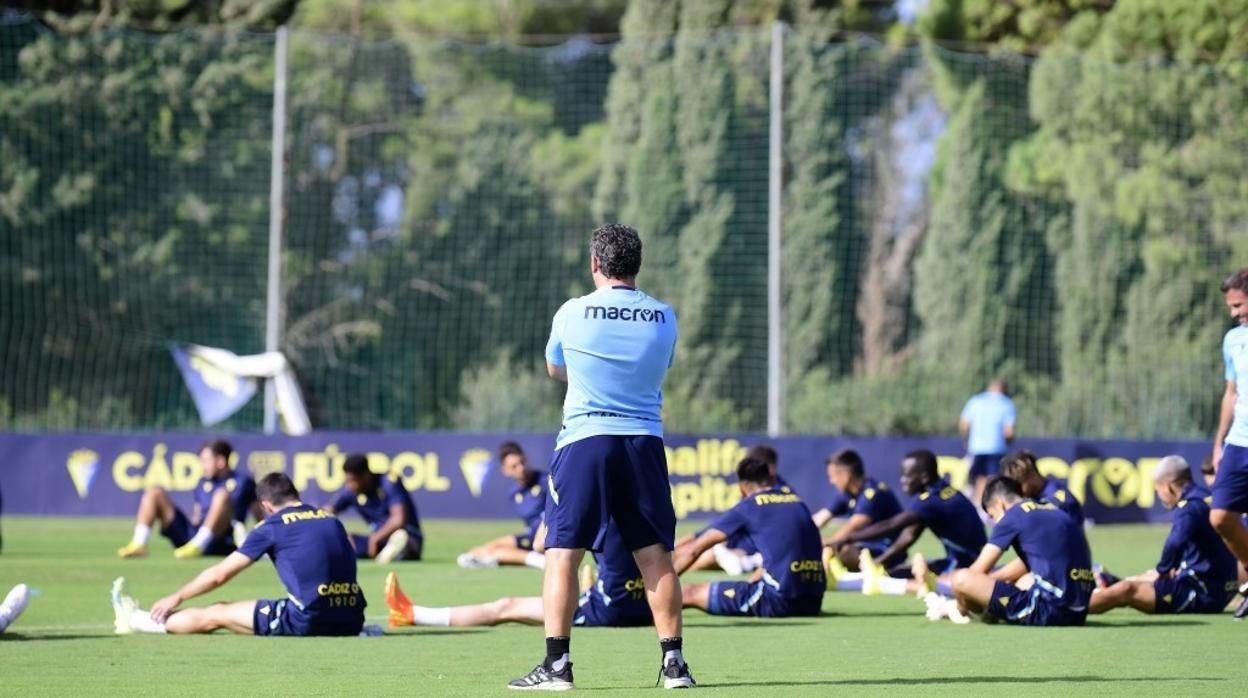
[
  {"xmin": 508, "ymin": 223, "xmax": 694, "ymax": 690},
  {"xmin": 1210, "ymin": 268, "xmax": 1248, "ymax": 613},
  {"xmin": 959, "ymin": 378, "xmax": 1016, "ymax": 510}
]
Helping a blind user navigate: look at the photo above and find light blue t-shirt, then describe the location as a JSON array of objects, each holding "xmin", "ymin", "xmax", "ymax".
[
  {"xmin": 545, "ymin": 286, "xmax": 677, "ymax": 449},
  {"xmin": 960, "ymin": 391, "xmax": 1016, "ymax": 455},
  {"xmin": 1222, "ymin": 326, "xmax": 1248, "ymax": 447}
]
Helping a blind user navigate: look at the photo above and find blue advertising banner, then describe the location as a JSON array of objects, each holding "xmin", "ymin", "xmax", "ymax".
[{"xmin": 0, "ymin": 432, "xmax": 1216, "ymax": 524}]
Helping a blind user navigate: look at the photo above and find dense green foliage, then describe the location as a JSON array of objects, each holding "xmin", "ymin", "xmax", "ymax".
[{"xmin": 2, "ymin": 0, "xmax": 1246, "ymax": 436}]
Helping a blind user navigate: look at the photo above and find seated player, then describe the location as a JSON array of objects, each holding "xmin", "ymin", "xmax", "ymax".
[
  {"xmin": 811, "ymin": 449, "xmax": 903, "ymax": 571},
  {"xmin": 117, "ymin": 438, "xmax": 257, "ymax": 559},
  {"xmin": 947, "ymin": 476, "xmax": 1093, "ymax": 626},
  {"xmin": 675, "ymin": 443, "xmax": 784, "ymax": 575},
  {"xmin": 833, "ymin": 449, "xmax": 986, "ymax": 596},
  {"xmin": 325, "ymin": 453, "xmax": 423, "ymax": 563},
  {"xmin": 387, "ymin": 521, "xmax": 651, "ymax": 628},
  {"xmin": 0, "ymin": 583, "xmax": 30, "ymax": 633},
  {"xmin": 674, "ymin": 456, "xmax": 825, "ymax": 618},
  {"xmin": 1000, "ymin": 449, "xmax": 1085, "ymax": 525},
  {"xmin": 110, "ymin": 472, "xmax": 366, "ymax": 637},
  {"xmin": 457, "ymin": 441, "xmax": 547, "ymax": 570},
  {"xmin": 1090, "ymin": 455, "xmax": 1236, "ymax": 615}
]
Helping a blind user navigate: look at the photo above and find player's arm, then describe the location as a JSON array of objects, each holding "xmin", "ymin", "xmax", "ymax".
[
  {"xmin": 200, "ymin": 488, "xmax": 233, "ymax": 535},
  {"xmin": 1214, "ymin": 380, "xmax": 1236, "ymax": 471},
  {"xmin": 1155, "ymin": 511, "xmax": 1190, "ymax": 576},
  {"xmin": 673, "ymin": 529, "xmax": 728, "ymax": 575},
  {"xmin": 873, "ymin": 522, "xmax": 925, "ymax": 568},
  {"xmin": 368, "ymin": 502, "xmax": 409, "ymax": 557},
  {"xmin": 822, "ymin": 513, "xmax": 871, "ymax": 547},
  {"xmin": 989, "ymin": 557, "xmax": 1027, "ymax": 582},
  {"xmin": 149, "ymin": 552, "xmax": 253, "ymax": 623},
  {"xmin": 546, "ymin": 363, "xmax": 568, "ymax": 383},
  {"xmin": 968, "ymin": 543, "xmax": 1004, "ymax": 575},
  {"xmin": 841, "ymin": 511, "xmax": 920, "ymax": 545}
]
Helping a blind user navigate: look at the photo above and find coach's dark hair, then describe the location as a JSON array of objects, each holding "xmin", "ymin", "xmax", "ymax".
[
  {"xmin": 745, "ymin": 444, "xmax": 778, "ymax": 467},
  {"xmin": 827, "ymin": 449, "xmax": 864, "ymax": 478},
  {"xmin": 590, "ymin": 223, "xmax": 642, "ymax": 279},
  {"xmin": 343, "ymin": 453, "xmax": 371, "ymax": 477},
  {"xmin": 736, "ymin": 457, "xmax": 775, "ymax": 486},
  {"xmin": 257, "ymin": 472, "xmax": 300, "ymax": 506},
  {"xmin": 904, "ymin": 449, "xmax": 939, "ymax": 479},
  {"xmin": 1221, "ymin": 268, "xmax": 1248, "ymax": 294},
  {"xmin": 497, "ymin": 441, "xmax": 525, "ymax": 464},
  {"xmin": 999, "ymin": 450, "xmax": 1039, "ymax": 481},
  {"xmin": 200, "ymin": 438, "xmax": 233, "ymax": 461},
  {"xmin": 981, "ymin": 476, "xmax": 1024, "ymax": 511}
]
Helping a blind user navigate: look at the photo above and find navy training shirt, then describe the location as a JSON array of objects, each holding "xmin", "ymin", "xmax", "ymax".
[
  {"xmin": 988, "ymin": 500, "xmax": 1093, "ymax": 611},
  {"xmin": 239, "ymin": 503, "xmax": 366, "ymax": 622},
  {"xmin": 911, "ymin": 479, "xmax": 987, "ymax": 567},
  {"xmin": 708, "ymin": 487, "xmax": 826, "ymax": 598},
  {"xmin": 512, "ymin": 473, "xmax": 547, "ymax": 538},
  {"xmin": 192, "ymin": 470, "xmax": 255, "ymax": 525},
  {"xmin": 1157, "ymin": 484, "xmax": 1236, "ymax": 586},
  {"xmin": 1039, "ymin": 476, "xmax": 1085, "ymax": 526},
  {"xmin": 331, "ymin": 476, "xmax": 422, "ymax": 538}
]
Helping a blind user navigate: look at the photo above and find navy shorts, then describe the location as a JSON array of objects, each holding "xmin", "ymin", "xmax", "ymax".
[
  {"xmin": 1212, "ymin": 444, "xmax": 1248, "ymax": 513},
  {"xmin": 968, "ymin": 453, "xmax": 1005, "ymax": 480},
  {"xmin": 544, "ymin": 435, "xmax": 676, "ymax": 552},
  {"xmin": 1153, "ymin": 576, "xmax": 1235, "ymax": 614},
  {"xmin": 706, "ymin": 580, "xmax": 822, "ymax": 618},
  {"xmin": 987, "ymin": 581, "xmax": 1086, "ymax": 626},
  {"xmin": 252, "ymin": 599, "xmax": 364, "ymax": 637},
  {"xmin": 161, "ymin": 508, "xmax": 235, "ymax": 556},
  {"xmin": 925, "ymin": 557, "xmax": 962, "ymax": 576},
  {"xmin": 573, "ymin": 589, "xmax": 653, "ymax": 627}
]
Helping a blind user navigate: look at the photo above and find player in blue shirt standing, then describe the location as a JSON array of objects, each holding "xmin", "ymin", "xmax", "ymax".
[
  {"xmin": 814, "ymin": 449, "xmax": 903, "ymax": 572},
  {"xmin": 508, "ymin": 223, "xmax": 693, "ymax": 691},
  {"xmin": 325, "ymin": 453, "xmax": 423, "ymax": 563},
  {"xmin": 959, "ymin": 378, "xmax": 1016, "ymax": 512},
  {"xmin": 1090, "ymin": 456, "xmax": 1236, "ymax": 615},
  {"xmin": 117, "ymin": 439, "xmax": 258, "ymax": 560},
  {"xmin": 110, "ymin": 472, "xmax": 366, "ymax": 637},
  {"xmin": 386, "ymin": 521, "xmax": 651, "ymax": 629},
  {"xmin": 948, "ymin": 476, "xmax": 1094, "ymax": 626},
  {"xmin": 458, "ymin": 441, "xmax": 547, "ymax": 570},
  {"xmin": 999, "ymin": 450, "xmax": 1085, "ymax": 525},
  {"xmin": 674, "ymin": 457, "xmax": 825, "ymax": 618},
  {"xmin": 1210, "ymin": 268, "xmax": 1248, "ymax": 616}
]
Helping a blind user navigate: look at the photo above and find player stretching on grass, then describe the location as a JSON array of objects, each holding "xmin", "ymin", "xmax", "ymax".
[
  {"xmin": 999, "ymin": 450, "xmax": 1084, "ymax": 525},
  {"xmin": 387, "ymin": 521, "xmax": 651, "ymax": 629},
  {"xmin": 116, "ymin": 438, "xmax": 257, "ymax": 560},
  {"xmin": 110, "ymin": 472, "xmax": 365, "ymax": 637},
  {"xmin": 1090, "ymin": 456, "xmax": 1237, "ymax": 616},
  {"xmin": 1210, "ymin": 268, "xmax": 1248, "ymax": 618},
  {"xmin": 457, "ymin": 441, "xmax": 547, "ymax": 570},
  {"xmin": 947, "ymin": 476, "xmax": 1093, "ymax": 626},
  {"xmin": 508, "ymin": 223, "xmax": 694, "ymax": 691},
  {"xmin": 324, "ymin": 453, "xmax": 423, "ymax": 563},
  {"xmin": 814, "ymin": 449, "xmax": 903, "ymax": 572},
  {"xmin": 674, "ymin": 457, "xmax": 825, "ymax": 619}
]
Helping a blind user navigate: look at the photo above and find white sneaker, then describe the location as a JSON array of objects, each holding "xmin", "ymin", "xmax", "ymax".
[
  {"xmin": 712, "ymin": 543, "xmax": 745, "ymax": 576},
  {"xmin": 110, "ymin": 577, "xmax": 137, "ymax": 635},
  {"xmin": 457, "ymin": 552, "xmax": 499, "ymax": 569},
  {"xmin": 376, "ymin": 530, "xmax": 410, "ymax": 564},
  {"xmin": 922, "ymin": 592, "xmax": 948, "ymax": 621},
  {"xmin": 0, "ymin": 583, "xmax": 30, "ymax": 633}
]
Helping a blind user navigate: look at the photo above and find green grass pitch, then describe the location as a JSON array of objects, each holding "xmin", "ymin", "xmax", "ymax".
[{"xmin": 0, "ymin": 517, "xmax": 1240, "ymax": 695}]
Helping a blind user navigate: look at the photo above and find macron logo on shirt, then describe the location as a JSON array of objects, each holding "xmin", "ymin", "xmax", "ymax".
[{"xmin": 583, "ymin": 305, "xmax": 667, "ymax": 323}]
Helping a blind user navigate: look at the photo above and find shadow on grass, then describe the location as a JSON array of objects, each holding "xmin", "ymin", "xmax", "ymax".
[
  {"xmin": 1084, "ymin": 619, "xmax": 1211, "ymax": 628},
  {"xmin": 691, "ymin": 675, "xmax": 1222, "ymax": 689},
  {"xmin": 0, "ymin": 633, "xmax": 113, "ymax": 642}
]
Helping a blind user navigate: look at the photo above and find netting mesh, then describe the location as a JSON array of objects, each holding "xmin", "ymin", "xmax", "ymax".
[{"xmin": 2, "ymin": 17, "xmax": 1246, "ymax": 437}]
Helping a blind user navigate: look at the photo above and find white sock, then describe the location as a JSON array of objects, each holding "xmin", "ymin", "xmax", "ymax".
[
  {"xmin": 739, "ymin": 553, "xmax": 763, "ymax": 573},
  {"xmin": 524, "ymin": 551, "xmax": 546, "ymax": 570},
  {"xmin": 129, "ymin": 609, "xmax": 167, "ymax": 634},
  {"xmin": 188, "ymin": 526, "xmax": 215, "ymax": 549},
  {"xmin": 878, "ymin": 577, "xmax": 909, "ymax": 595},
  {"xmin": 663, "ymin": 649, "xmax": 685, "ymax": 666},
  {"xmin": 132, "ymin": 524, "xmax": 152, "ymax": 546},
  {"xmin": 411, "ymin": 606, "xmax": 451, "ymax": 627},
  {"xmin": 712, "ymin": 544, "xmax": 744, "ymax": 575}
]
